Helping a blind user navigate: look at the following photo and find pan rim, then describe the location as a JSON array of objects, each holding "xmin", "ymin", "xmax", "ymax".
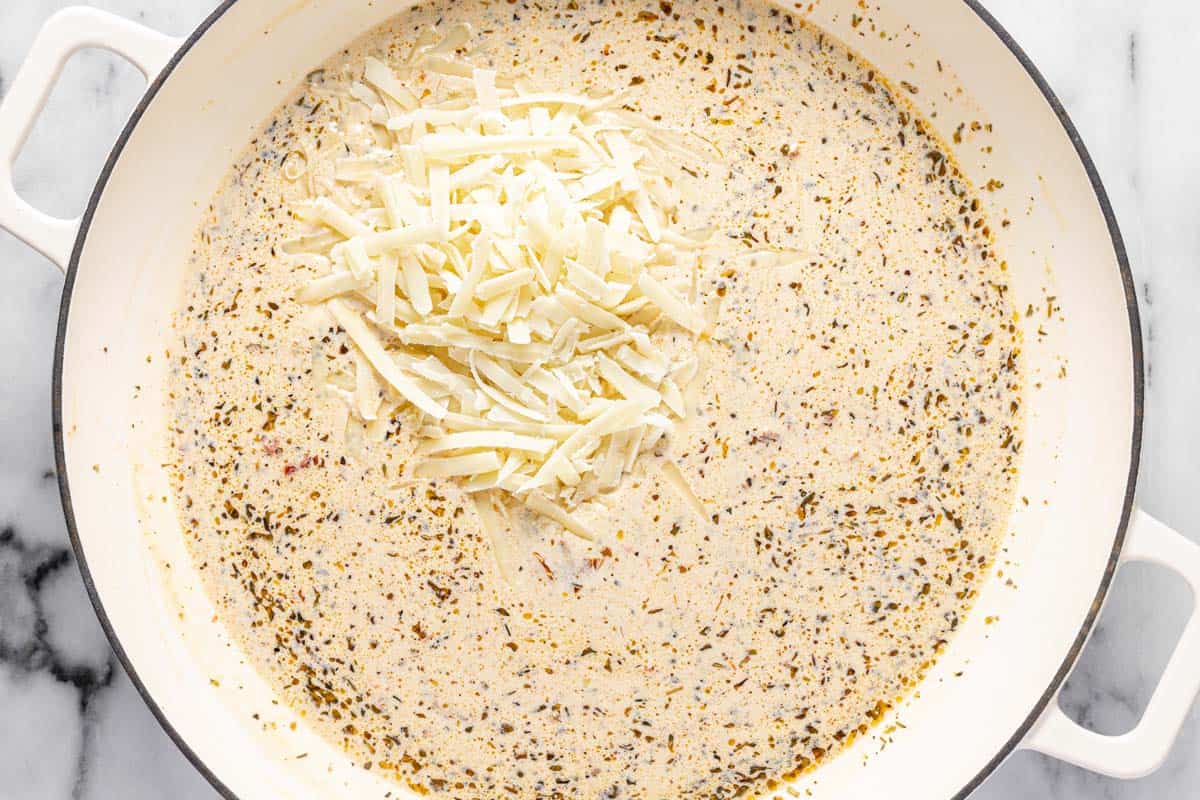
[{"xmin": 49, "ymin": 2, "xmax": 1143, "ymax": 798}]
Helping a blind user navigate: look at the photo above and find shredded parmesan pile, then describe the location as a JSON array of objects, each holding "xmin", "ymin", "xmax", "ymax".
[{"xmin": 287, "ymin": 28, "xmax": 717, "ymax": 538}]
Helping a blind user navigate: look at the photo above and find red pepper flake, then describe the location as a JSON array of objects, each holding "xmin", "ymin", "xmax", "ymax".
[{"xmin": 284, "ymin": 454, "xmax": 315, "ymax": 476}]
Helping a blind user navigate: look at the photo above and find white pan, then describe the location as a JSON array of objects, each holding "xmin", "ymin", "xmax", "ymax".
[{"xmin": 2, "ymin": 1, "xmax": 1198, "ymax": 798}]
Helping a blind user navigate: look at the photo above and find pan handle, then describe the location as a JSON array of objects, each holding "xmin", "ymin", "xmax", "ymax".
[
  {"xmin": 0, "ymin": 7, "xmax": 180, "ymax": 270},
  {"xmin": 1022, "ymin": 509, "xmax": 1200, "ymax": 778}
]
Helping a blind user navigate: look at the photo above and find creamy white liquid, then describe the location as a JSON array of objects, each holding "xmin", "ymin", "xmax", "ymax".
[{"xmin": 168, "ymin": 2, "xmax": 1023, "ymax": 797}]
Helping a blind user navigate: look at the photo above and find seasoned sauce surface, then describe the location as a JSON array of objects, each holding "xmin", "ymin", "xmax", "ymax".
[{"xmin": 168, "ymin": 1, "xmax": 1022, "ymax": 797}]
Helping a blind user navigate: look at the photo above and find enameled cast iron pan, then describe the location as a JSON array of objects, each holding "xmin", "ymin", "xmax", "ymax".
[{"xmin": 2, "ymin": 2, "xmax": 1198, "ymax": 798}]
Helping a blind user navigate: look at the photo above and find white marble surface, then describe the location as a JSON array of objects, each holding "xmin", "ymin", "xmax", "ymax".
[{"xmin": 1, "ymin": 0, "xmax": 1198, "ymax": 797}]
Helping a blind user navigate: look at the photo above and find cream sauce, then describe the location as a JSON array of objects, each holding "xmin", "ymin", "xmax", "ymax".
[{"xmin": 168, "ymin": 1, "xmax": 1023, "ymax": 798}]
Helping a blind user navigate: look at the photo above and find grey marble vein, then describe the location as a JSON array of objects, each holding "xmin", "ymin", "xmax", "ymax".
[
  {"xmin": 0, "ymin": 525, "xmax": 118, "ymax": 800},
  {"xmin": 1, "ymin": 0, "xmax": 1199, "ymax": 798}
]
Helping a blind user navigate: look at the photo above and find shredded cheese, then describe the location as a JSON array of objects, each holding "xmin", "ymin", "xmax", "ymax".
[{"xmin": 287, "ymin": 29, "xmax": 718, "ymax": 537}]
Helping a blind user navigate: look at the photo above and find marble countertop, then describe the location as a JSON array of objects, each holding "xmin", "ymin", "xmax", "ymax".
[{"xmin": 1, "ymin": 0, "xmax": 1198, "ymax": 798}]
